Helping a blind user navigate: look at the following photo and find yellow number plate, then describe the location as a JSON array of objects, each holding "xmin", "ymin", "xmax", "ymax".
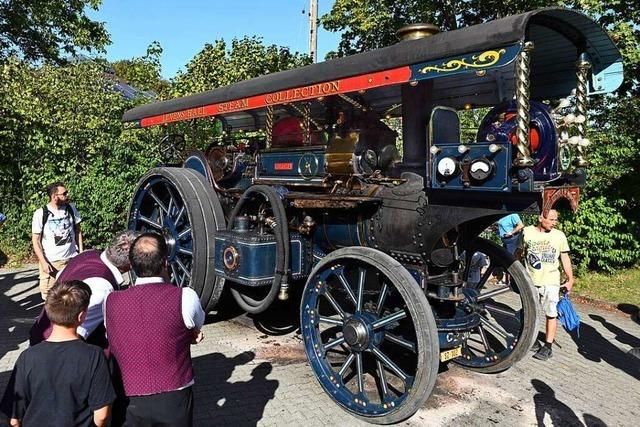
[{"xmin": 440, "ymin": 346, "xmax": 462, "ymax": 362}]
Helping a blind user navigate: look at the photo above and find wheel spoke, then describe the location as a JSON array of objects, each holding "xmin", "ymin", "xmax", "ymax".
[
  {"xmin": 356, "ymin": 267, "xmax": 365, "ymax": 312},
  {"xmin": 464, "ymin": 343, "xmax": 480, "ymax": 357},
  {"xmin": 371, "ymin": 346, "xmax": 408, "ymax": 382},
  {"xmin": 372, "ymin": 309, "xmax": 407, "ymax": 330},
  {"xmin": 477, "ymin": 285, "xmax": 511, "ymax": 302},
  {"xmin": 474, "ymin": 265, "xmax": 495, "ymax": 289},
  {"xmin": 167, "ymin": 197, "xmax": 174, "ymax": 217},
  {"xmin": 376, "ymin": 282, "xmax": 389, "ymax": 316},
  {"xmin": 323, "ymin": 290, "xmax": 347, "ymax": 319},
  {"xmin": 170, "ymin": 263, "xmax": 179, "ymax": 284},
  {"xmin": 485, "ymin": 302, "xmax": 519, "ymax": 319},
  {"xmin": 384, "ymin": 333, "xmax": 417, "ymax": 352},
  {"xmin": 148, "ymin": 189, "xmax": 168, "ymax": 214},
  {"xmin": 175, "ymin": 258, "xmax": 192, "ymax": 279},
  {"xmin": 336, "ymin": 271, "xmax": 357, "ymax": 306},
  {"xmin": 174, "ymin": 205, "xmax": 186, "ymax": 225},
  {"xmin": 177, "ymin": 227, "xmax": 192, "ymax": 240},
  {"xmin": 323, "ymin": 336, "xmax": 345, "ymax": 351},
  {"xmin": 338, "ymin": 353, "xmax": 355, "ymax": 378},
  {"xmin": 138, "ymin": 214, "xmax": 162, "ymax": 230},
  {"xmin": 479, "ymin": 315, "xmax": 512, "ymax": 340},
  {"xmin": 319, "ymin": 316, "xmax": 344, "ymax": 326},
  {"xmin": 376, "ymin": 359, "xmax": 390, "ymax": 399},
  {"xmin": 178, "ymin": 247, "xmax": 193, "ymax": 257},
  {"xmin": 477, "ymin": 325, "xmax": 491, "ymax": 352},
  {"xmin": 355, "ymin": 353, "xmax": 364, "ymax": 394}
]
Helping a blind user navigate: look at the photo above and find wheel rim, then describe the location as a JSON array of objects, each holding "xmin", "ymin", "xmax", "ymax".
[
  {"xmin": 129, "ymin": 176, "xmax": 194, "ymax": 287},
  {"xmin": 456, "ymin": 244, "xmax": 530, "ymax": 369},
  {"xmin": 301, "ymin": 260, "xmax": 420, "ymax": 417}
]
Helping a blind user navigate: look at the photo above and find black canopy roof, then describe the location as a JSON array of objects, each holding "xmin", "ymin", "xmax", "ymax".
[{"xmin": 123, "ymin": 8, "xmax": 621, "ymax": 125}]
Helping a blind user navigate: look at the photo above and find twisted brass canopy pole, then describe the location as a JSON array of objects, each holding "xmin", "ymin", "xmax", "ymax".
[
  {"xmin": 575, "ymin": 54, "xmax": 591, "ymax": 167},
  {"xmin": 266, "ymin": 105, "xmax": 274, "ymax": 148},
  {"xmin": 514, "ymin": 41, "xmax": 535, "ymax": 167}
]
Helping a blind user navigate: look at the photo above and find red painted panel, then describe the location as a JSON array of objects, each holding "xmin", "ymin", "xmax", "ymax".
[
  {"xmin": 140, "ymin": 66, "xmax": 412, "ymax": 127},
  {"xmin": 274, "ymin": 162, "xmax": 294, "ymax": 171}
]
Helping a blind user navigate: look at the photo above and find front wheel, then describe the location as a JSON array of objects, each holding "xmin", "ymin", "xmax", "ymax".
[
  {"xmin": 301, "ymin": 247, "xmax": 439, "ymax": 424},
  {"xmin": 456, "ymin": 238, "xmax": 540, "ymax": 373}
]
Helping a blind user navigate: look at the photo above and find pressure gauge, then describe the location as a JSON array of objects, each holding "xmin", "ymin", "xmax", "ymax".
[
  {"xmin": 469, "ymin": 158, "xmax": 494, "ymax": 181},
  {"xmin": 437, "ymin": 157, "xmax": 458, "ymax": 177}
]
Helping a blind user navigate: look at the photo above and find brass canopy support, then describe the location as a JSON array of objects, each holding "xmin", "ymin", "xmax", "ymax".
[
  {"xmin": 514, "ymin": 41, "xmax": 535, "ymax": 167},
  {"xmin": 265, "ymin": 105, "xmax": 274, "ymax": 148},
  {"xmin": 575, "ymin": 56, "xmax": 591, "ymax": 167}
]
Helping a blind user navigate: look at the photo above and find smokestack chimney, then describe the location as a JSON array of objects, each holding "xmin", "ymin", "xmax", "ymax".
[{"xmin": 396, "ymin": 23, "xmax": 440, "ymax": 41}]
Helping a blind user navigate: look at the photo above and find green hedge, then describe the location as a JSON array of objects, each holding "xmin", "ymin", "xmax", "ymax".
[{"xmin": 0, "ymin": 59, "xmax": 161, "ymax": 263}]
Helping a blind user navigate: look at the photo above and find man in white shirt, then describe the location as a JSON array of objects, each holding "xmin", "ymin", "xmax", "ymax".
[
  {"xmin": 105, "ymin": 233, "xmax": 204, "ymax": 426},
  {"xmin": 31, "ymin": 182, "xmax": 83, "ymax": 300},
  {"xmin": 29, "ymin": 230, "xmax": 138, "ymax": 347}
]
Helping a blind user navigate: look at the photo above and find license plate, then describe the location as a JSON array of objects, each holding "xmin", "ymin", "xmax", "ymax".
[{"xmin": 440, "ymin": 346, "xmax": 462, "ymax": 362}]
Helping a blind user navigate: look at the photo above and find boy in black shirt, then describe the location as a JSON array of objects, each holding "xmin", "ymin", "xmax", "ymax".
[{"xmin": 1, "ymin": 280, "xmax": 115, "ymax": 427}]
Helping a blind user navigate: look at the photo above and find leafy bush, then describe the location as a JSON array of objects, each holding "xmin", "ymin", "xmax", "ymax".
[{"xmin": 0, "ymin": 58, "xmax": 161, "ymax": 263}]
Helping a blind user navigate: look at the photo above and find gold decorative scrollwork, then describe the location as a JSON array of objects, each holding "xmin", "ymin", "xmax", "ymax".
[{"xmin": 419, "ymin": 49, "xmax": 507, "ymax": 74}]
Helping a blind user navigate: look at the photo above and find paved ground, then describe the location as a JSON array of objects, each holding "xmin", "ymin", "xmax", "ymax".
[{"xmin": 1, "ymin": 266, "xmax": 638, "ymax": 426}]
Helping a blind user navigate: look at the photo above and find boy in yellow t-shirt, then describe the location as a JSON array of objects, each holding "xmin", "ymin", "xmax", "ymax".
[{"xmin": 522, "ymin": 209, "xmax": 574, "ymax": 361}]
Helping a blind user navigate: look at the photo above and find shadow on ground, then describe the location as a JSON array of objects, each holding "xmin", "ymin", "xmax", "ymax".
[
  {"xmin": 532, "ymin": 379, "xmax": 608, "ymax": 427},
  {"xmin": 568, "ymin": 315, "xmax": 640, "ymax": 381},
  {"xmin": 0, "ymin": 270, "xmax": 41, "ymax": 362},
  {"xmin": 192, "ymin": 352, "xmax": 278, "ymax": 426}
]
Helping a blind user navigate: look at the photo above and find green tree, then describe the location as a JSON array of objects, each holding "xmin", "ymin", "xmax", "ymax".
[
  {"xmin": 166, "ymin": 36, "xmax": 311, "ymax": 149},
  {"xmin": 322, "ymin": 0, "xmax": 640, "ymax": 271},
  {"xmin": 0, "ymin": 0, "xmax": 109, "ymax": 63},
  {"xmin": 0, "ymin": 58, "xmax": 161, "ymax": 261},
  {"xmin": 172, "ymin": 36, "xmax": 310, "ymax": 97},
  {"xmin": 112, "ymin": 41, "xmax": 170, "ymax": 97}
]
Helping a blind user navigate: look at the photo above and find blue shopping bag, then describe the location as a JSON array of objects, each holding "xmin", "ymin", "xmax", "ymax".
[{"xmin": 557, "ymin": 294, "xmax": 581, "ymax": 337}]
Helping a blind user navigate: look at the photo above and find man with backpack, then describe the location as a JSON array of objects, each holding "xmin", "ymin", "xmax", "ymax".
[{"xmin": 31, "ymin": 182, "xmax": 83, "ymax": 300}]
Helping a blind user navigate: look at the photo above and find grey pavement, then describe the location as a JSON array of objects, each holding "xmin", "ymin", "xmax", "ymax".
[{"xmin": 1, "ymin": 266, "xmax": 639, "ymax": 426}]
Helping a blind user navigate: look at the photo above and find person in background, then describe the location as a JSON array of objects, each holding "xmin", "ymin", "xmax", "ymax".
[
  {"xmin": 105, "ymin": 233, "xmax": 204, "ymax": 427},
  {"xmin": 29, "ymin": 230, "xmax": 137, "ymax": 348},
  {"xmin": 497, "ymin": 213, "xmax": 524, "ymax": 256},
  {"xmin": 31, "ymin": 182, "xmax": 83, "ymax": 300},
  {"xmin": 0, "ymin": 281, "xmax": 115, "ymax": 427},
  {"xmin": 522, "ymin": 209, "xmax": 574, "ymax": 361},
  {"xmin": 467, "ymin": 251, "xmax": 489, "ymax": 287}
]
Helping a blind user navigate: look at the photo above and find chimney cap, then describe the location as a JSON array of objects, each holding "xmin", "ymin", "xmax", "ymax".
[{"xmin": 396, "ymin": 23, "xmax": 440, "ymax": 41}]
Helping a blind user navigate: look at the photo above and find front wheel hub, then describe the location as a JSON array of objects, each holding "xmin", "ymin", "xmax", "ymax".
[{"xmin": 343, "ymin": 318, "xmax": 369, "ymax": 351}]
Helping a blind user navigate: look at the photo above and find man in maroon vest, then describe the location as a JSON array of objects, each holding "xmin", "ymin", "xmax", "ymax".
[
  {"xmin": 105, "ymin": 232, "xmax": 205, "ymax": 427},
  {"xmin": 29, "ymin": 230, "xmax": 138, "ymax": 347}
]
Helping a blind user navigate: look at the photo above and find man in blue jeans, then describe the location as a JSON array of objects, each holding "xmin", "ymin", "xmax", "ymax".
[{"xmin": 497, "ymin": 213, "xmax": 524, "ymax": 255}]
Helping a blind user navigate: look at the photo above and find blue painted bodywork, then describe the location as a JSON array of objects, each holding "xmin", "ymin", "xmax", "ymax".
[
  {"xmin": 214, "ymin": 230, "xmax": 309, "ymax": 286},
  {"xmin": 410, "ymin": 44, "xmax": 521, "ymax": 81},
  {"xmin": 258, "ymin": 149, "xmax": 326, "ymax": 180}
]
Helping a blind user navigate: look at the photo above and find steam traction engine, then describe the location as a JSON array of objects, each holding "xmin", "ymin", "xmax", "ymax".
[{"xmin": 124, "ymin": 9, "xmax": 622, "ymax": 424}]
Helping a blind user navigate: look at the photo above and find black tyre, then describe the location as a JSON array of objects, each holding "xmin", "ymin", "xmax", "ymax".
[
  {"xmin": 301, "ymin": 247, "xmax": 439, "ymax": 424},
  {"xmin": 456, "ymin": 237, "xmax": 540, "ymax": 373},
  {"xmin": 128, "ymin": 167, "xmax": 226, "ymax": 311}
]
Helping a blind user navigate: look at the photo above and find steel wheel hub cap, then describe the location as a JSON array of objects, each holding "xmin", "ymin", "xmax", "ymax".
[{"xmin": 343, "ymin": 318, "xmax": 369, "ymax": 350}]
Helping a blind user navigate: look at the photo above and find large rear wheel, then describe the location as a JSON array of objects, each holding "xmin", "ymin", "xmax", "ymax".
[
  {"xmin": 128, "ymin": 167, "xmax": 226, "ymax": 311},
  {"xmin": 301, "ymin": 247, "xmax": 439, "ymax": 424}
]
